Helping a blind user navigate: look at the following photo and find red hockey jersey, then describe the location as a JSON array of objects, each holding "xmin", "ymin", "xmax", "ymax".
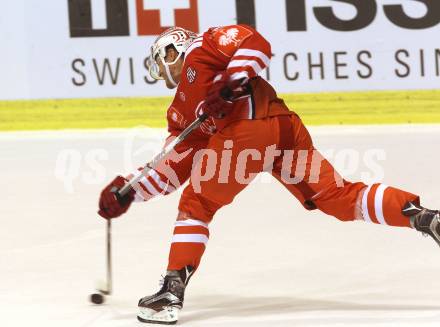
[{"xmin": 132, "ymin": 24, "xmax": 292, "ymax": 202}]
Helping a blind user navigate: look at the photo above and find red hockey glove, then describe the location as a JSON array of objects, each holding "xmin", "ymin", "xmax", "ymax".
[
  {"xmin": 98, "ymin": 176, "xmax": 135, "ymax": 219},
  {"xmin": 204, "ymin": 73, "xmax": 246, "ymax": 119}
]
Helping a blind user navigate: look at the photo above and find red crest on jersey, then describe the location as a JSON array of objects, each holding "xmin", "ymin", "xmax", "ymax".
[
  {"xmin": 168, "ymin": 106, "xmax": 187, "ymax": 129},
  {"xmin": 212, "ymin": 25, "xmax": 253, "ymax": 57}
]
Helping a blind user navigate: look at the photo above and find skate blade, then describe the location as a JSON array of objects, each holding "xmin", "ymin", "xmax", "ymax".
[{"xmin": 137, "ymin": 306, "xmax": 179, "ymax": 325}]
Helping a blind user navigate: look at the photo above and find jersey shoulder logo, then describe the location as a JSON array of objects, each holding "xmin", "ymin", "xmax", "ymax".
[
  {"xmin": 186, "ymin": 66, "xmax": 197, "ymax": 84},
  {"xmin": 219, "ymin": 28, "xmax": 239, "ymax": 46},
  {"xmin": 212, "ymin": 25, "xmax": 253, "ymax": 57}
]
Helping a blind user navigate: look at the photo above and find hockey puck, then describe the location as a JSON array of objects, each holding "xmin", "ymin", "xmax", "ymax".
[{"xmin": 90, "ymin": 293, "xmax": 105, "ymax": 305}]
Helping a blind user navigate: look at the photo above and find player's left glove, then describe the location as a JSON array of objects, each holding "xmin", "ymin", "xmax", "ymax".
[
  {"xmin": 98, "ymin": 176, "xmax": 135, "ymax": 219},
  {"xmin": 204, "ymin": 72, "xmax": 246, "ymax": 119}
]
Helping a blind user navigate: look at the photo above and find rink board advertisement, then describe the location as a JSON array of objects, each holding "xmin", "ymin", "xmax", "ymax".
[{"xmin": 1, "ymin": 0, "xmax": 440, "ymax": 100}]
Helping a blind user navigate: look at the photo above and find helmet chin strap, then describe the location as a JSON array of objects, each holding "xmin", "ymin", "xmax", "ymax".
[{"xmin": 164, "ymin": 63, "xmax": 177, "ymax": 88}]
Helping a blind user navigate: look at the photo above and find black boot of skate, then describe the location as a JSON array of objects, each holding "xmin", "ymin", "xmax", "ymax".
[
  {"xmin": 137, "ymin": 266, "xmax": 194, "ymax": 325},
  {"xmin": 402, "ymin": 201, "xmax": 440, "ymax": 246}
]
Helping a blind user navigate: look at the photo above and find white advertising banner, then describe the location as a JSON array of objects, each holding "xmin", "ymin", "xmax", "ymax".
[{"xmin": 1, "ymin": 0, "xmax": 439, "ymax": 100}]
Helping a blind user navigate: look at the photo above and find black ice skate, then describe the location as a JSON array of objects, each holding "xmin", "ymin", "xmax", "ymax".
[
  {"xmin": 402, "ymin": 201, "xmax": 440, "ymax": 246},
  {"xmin": 137, "ymin": 266, "xmax": 194, "ymax": 325}
]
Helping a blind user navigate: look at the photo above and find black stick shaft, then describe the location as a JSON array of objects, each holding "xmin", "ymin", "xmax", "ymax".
[{"xmin": 106, "ymin": 219, "xmax": 112, "ymax": 295}]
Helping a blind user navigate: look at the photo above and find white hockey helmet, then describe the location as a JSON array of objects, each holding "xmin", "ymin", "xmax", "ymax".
[{"xmin": 147, "ymin": 27, "xmax": 198, "ymax": 84}]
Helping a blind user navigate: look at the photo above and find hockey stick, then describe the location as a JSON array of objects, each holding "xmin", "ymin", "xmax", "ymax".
[
  {"xmin": 90, "ymin": 113, "xmax": 208, "ymax": 305},
  {"xmin": 94, "ymin": 88, "xmax": 244, "ymax": 303},
  {"xmin": 92, "ymin": 113, "xmax": 206, "ymax": 301}
]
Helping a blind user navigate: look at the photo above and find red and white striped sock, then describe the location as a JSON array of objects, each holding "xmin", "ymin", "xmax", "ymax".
[
  {"xmin": 167, "ymin": 216, "xmax": 210, "ymax": 271},
  {"xmin": 360, "ymin": 183, "xmax": 419, "ymax": 227}
]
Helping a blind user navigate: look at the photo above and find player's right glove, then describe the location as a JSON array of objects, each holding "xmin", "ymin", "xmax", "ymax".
[
  {"xmin": 204, "ymin": 72, "xmax": 246, "ymax": 119},
  {"xmin": 98, "ymin": 176, "xmax": 135, "ymax": 219}
]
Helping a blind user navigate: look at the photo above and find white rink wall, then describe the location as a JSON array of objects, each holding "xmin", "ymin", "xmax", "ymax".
[{"xmin": 1, "ymin": 0, "xmax": 440, "ymax": 100}]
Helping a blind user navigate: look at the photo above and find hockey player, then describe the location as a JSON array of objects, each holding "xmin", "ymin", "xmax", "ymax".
[{"xmin": 98, "ymin": 25, "xmax": 440, "ymax": 324}]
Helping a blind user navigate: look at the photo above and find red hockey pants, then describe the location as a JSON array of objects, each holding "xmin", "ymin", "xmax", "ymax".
[{"xmin": 168, "ymin": 114, "xmax": 419, "ymax": 270}]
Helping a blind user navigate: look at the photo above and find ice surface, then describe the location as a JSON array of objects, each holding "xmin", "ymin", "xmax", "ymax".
[{"xmin": 1, "ymin": 125, "xmax": 440, "ymax": 327}]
